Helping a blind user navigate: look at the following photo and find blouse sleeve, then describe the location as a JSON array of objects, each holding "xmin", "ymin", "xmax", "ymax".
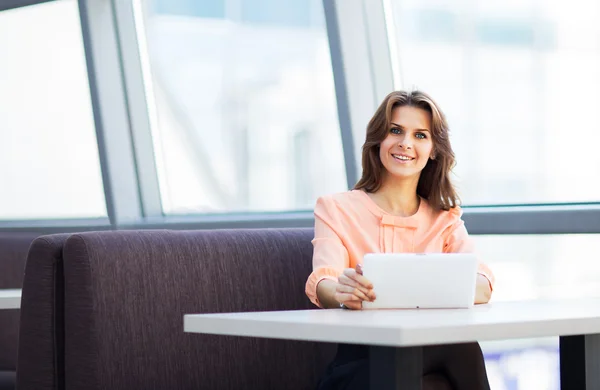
[
  {"xmin": 305, "ymin": 196, "xmax": 350, "ymax": 308},
  {"xmin": 443, "ymin": 213, "xmax": 495, "ymax": 291}
]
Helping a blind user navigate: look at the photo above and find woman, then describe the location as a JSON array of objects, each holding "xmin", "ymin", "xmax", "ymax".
[{"xmin": 306, "ymin": 91, "xmax": 494, "ymax": 390}]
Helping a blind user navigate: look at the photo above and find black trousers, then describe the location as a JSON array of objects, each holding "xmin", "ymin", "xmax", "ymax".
[{"xmin": 317, "ymin": 343, "xmax": 491, "ymax": 390}]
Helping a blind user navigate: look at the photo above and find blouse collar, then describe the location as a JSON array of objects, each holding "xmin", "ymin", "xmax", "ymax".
[{"xmin": 353, "ymin": 189, "xmax": 426, "ymax": 229}]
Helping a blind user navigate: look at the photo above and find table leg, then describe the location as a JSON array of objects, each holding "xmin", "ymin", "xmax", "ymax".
[
  {"xmin": 560, "ymin": 334, "xmax": 600, "ymax": 390},
  {"xmin": 370, "ymin": 346, "xmax": 422, "ymax": 390}
]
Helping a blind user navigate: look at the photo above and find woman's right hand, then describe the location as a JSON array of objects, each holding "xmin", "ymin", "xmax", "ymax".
[{"xmin": 335, "ymin": 264, "xmax": 376, "ymax": 310}]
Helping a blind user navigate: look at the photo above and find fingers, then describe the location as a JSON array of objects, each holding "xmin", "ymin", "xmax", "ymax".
[
  {"xmin": 338, "ymin": 274, "xmax": 369, "ymax": 294},
  {"xmin": 334, "ymin": 292, "xmax": 360, "ymax": 302},
  {"xmin": 334, "ymin": 292, "xmax": 363, "ymax": 310},
  {"xmin": 356, "ymin": 263, "xmax": 364, "ymax": 275},
  {"xmin": 342, "ymin": 300, "xmax": 363, "ymax": 310},
  {"xmin": 343, "ymin": 268, "xmax": 373, "ymax": 290},
  {"xmin": 336, "ymin": 283, "xmax": 371, "ymax": 302},
  {"xmin": 335, "ymin": 266, "xmax": 377, "ymax": 310},
  {"xmin": 338, "ymin": 274, "xmax": 376, "ymax": 300}
]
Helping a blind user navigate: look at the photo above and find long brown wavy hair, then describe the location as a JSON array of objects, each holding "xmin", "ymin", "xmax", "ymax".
[{"xmin": 353, "ymin": 90, "xmax": 460, "ymax": 211}]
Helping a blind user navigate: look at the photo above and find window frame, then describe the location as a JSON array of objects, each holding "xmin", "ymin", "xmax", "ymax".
[
  {"xmin": 0, "ymin": 0, "xmax": 598, "ymax": 236},
  {"xmin": 0, "ymin": 0, "xmax": 55, "ymax": 12}
]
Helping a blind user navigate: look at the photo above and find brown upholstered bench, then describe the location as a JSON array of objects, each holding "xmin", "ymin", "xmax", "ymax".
[{"xmin": 17, "ymin": 229, "xmax": 335, "ymax": 390}]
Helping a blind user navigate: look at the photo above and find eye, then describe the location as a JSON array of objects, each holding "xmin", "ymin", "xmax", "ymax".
[
  {"xmin": 390, "ymin": 127, "xmax": 402, "ymax": 135},
  {"xmin": 415, "ymin": 132, "xmax": 427, "ymax": 139}
]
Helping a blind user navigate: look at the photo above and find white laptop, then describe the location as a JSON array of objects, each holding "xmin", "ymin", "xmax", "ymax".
[{"xmin": 361, "ymin": 253, "xmax": 478, "ymax": 309}]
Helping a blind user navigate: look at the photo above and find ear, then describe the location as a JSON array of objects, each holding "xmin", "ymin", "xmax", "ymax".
[{"xmin": 429, "ymin": 146, "xmax": 436, "ymax": 160}]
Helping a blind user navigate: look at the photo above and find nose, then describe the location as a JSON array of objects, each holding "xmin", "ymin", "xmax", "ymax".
[{"xmin": 398, "ymin": 135, "xmax": 413, "ymax": 149}]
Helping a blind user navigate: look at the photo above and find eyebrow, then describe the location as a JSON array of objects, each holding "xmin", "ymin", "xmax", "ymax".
[{"xmin": 390, "ymin": 122, "xmax": 430, "ymax": 132}]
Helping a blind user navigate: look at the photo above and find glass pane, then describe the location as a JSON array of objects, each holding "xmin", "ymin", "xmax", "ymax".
[
  {"xmin": 473, "ymin": 234, "xmax": 600, "ymax": 389},
  {"xmin": 0, "ymin": 0, "xmax": 106, "ymax": 219},
  {"xmin": 139, "ymin": 0, "xmax": 346, "ymax": 214},
  {"xmin": 389, "ymin": 0, "xmax": 600, "ymax": 205}
]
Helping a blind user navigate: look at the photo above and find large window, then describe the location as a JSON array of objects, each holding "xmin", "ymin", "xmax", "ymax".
[
  {"xmin": 0, "ymin": 0, "xmax": 106, "ymax": 220},
  {"xmin": 389, "ymin": 0, "xmax": 600, "ymax": 206},
  {"xmin": 473, "ymin": 234, "xmax": 600, "ymax": 302},
  {"xmin": 137, "ymin": 0, "xmax": 346, "ymax": 214}
]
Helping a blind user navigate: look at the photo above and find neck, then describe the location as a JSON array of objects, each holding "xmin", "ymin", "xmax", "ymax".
[{"xmin": 371, "ymin": 174, "xmax": 421, "ymax": 217}]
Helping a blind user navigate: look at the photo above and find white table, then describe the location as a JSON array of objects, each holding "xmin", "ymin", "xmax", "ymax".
[
  {"xmin": 0, "ymin": 289, "xmax": 21, "ymax": 309},
  {"xmin": 185, "ymin": 297, "xmax": 600, "ymax": 390}
]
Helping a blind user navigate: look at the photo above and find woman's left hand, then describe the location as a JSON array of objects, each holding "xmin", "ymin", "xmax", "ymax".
[{"xmin": 474, "ymin": 274, "xmax": 492, "ymax": 304}]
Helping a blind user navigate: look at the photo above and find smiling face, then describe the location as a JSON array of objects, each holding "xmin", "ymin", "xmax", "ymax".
[
  {"xmin": 379, "ymin": 105, "xmax": 434, "ymax": 182},
  {"xmin": 355, "ymin": 90, "xmax": 459, "ymax": 210}
]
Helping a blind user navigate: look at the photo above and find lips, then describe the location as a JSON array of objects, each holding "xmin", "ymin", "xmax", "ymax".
[{"xmin": 392, "ymin": 154, "xmax": 415, "ymax": 161}]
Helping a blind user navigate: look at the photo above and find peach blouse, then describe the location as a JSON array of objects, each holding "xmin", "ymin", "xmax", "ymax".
[{"xmin": 305, "ymin": 190, "xmax": 495, "ymax": 308}]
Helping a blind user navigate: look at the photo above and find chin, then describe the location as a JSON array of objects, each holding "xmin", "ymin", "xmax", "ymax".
[{"xmin": 388, "ymin": 170, "xmax": 420, "ymax": 180}]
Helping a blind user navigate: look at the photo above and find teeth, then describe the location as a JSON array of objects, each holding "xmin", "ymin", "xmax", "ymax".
[{"xmin": 393, "ymin": 154, "xmax": 413, "ymax": 161}]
